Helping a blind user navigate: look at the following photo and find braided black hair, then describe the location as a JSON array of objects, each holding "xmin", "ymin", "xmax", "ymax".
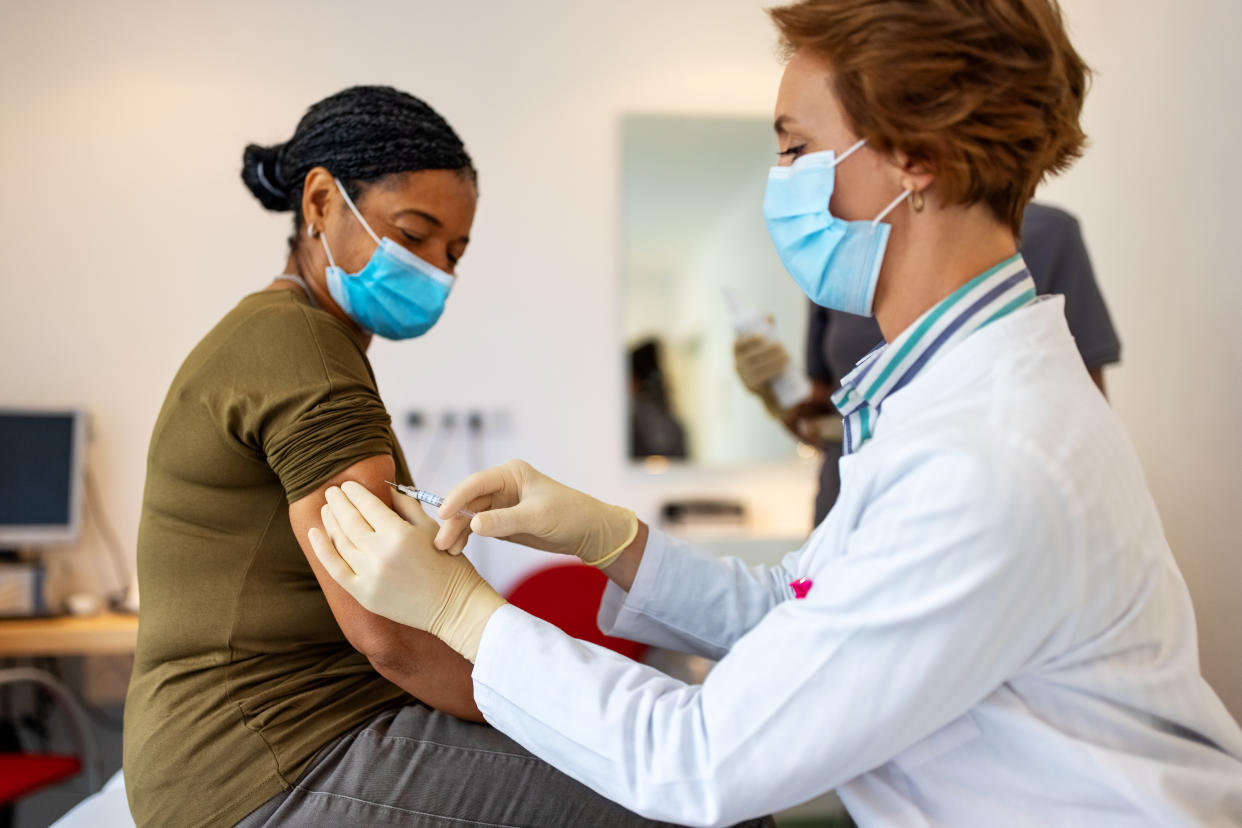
[{"xmin": 241, "ymin": 85, "xmax": 474, "ymax": 241}]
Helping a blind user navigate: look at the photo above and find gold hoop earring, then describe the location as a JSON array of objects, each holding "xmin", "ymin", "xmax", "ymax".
[{"xmin": 910, "ymin": 190, "xmax": 926, "ymax": 213}]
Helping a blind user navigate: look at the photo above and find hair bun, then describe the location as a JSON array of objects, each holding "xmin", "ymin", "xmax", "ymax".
[{"xmin": 241, "ymin": 143, "xmax": 291, "ymax": 211}]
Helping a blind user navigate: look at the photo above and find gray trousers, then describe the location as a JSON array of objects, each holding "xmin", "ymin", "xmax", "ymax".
[{"xmin": 236, "ymin": 704, "xmax": 776, "ymax": 827}]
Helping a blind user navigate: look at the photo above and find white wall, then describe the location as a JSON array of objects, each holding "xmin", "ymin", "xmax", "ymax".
[
  {"xmin": 1040, "ymin": 0, "xmax": 1242, "ymax": 716},
  {"xmin": 1, "ymin": 0, "xmax": 1238, "ymax": 718}
]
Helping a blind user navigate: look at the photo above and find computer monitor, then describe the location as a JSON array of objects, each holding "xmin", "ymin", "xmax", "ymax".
[{"xmin": 0, "ymin": 408, "xmax": 87, "ymax": 548}]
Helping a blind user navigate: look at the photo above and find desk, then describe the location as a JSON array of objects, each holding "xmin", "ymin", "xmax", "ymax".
[{"xmin": 0, "ymin": 613, "xmax": 138, "ymax": 657}]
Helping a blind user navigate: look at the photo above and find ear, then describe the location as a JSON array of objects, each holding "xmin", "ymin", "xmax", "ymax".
[
  {"xmin": 892, "ymin": 151, "xmax": 936, "ymax": 198},
  {"xmin": 300, "ymin": 166, "xmax": 336, "ymax": 234}
]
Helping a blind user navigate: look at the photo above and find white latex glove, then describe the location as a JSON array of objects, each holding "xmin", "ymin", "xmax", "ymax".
[
  {"xmin": 433, "ymin": 459, "xmax": 638, "ymax": 568},
  {"xmin": 307, "ymin": 481, "xmax": 505, "ymax": 662},
  {"xmin": 733, "ymin": 332, "xmax": 790, "ymax": 397}
]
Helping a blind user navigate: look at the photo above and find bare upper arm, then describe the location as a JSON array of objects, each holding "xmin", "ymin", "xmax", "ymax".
[
  {"xmin": 288, "ymin": 454, "xmax": 483, "ymax": 720},
  {"xmin": 288, "ymin": 454, "xmax": 403, "ymax": 654}
]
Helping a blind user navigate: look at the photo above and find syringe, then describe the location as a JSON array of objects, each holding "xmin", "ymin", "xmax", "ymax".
[{"xmin": 385, "ymin": 482, "xmax": 477, "ymax": 519}]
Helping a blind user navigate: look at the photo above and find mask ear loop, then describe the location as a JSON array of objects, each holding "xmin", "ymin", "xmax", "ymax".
[
  {"xmin": 872, "ymin": 188, "xmax": 913, "ymax": 228},
  {"xmin": 314, "ymin": 225, "xmax": 338, "ymax": 269},
  {"xmin": 833, "ymin": 138, "xmax": 913, "ymax": 228},
  {"xmin": 832, "ymin": 138, "xmax": 868, "ymax": 168},
  {"xmin": 333, "ymin": 177, "xmax": 382, "ymax": 246}
]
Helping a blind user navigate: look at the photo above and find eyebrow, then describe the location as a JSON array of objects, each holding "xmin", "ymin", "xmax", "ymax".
[
  {"xmin": 774, "ymin": 115, "xmax": 795, "ymax": 136},
  {"xmin": 392, "ymin": 208, "xmax": 471, "ymax": 244},
  {"xmin": 394, "ymin": 208, "xmax": 443, "ymax": 227}
]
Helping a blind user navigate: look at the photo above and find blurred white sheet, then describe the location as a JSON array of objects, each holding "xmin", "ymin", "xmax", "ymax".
[{"xmin": 51, "ymin": 770, "xmax": 134, "ymax": 828}]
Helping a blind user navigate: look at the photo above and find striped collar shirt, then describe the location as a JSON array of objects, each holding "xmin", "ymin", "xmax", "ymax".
[{"xmin": 832, "ymin": 254, "xmax": 1037, "ymax": 455}]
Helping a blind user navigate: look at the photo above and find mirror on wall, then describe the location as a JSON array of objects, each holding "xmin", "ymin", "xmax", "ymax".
[{"xmin": 621, "ymin": 114, "xmax": 811, "ymax": 468}]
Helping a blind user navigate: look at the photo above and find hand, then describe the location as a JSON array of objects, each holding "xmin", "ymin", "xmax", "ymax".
[
  {"xmin": 307, "ymin": 481, "xmax": 506, "ymax": 662},
  {"xmin": 433, "ymin": 459, "xmax": 638, "ymax": 568},
  {"xmin": 780, "ymin": 399, "xmax": 844, "ymax": 446},
  {"xmin": 733, "ymin": 332, "xmax": 790, "ymax": 397}
]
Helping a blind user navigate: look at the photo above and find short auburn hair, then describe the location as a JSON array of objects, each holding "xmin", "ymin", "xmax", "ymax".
[{"xmin": 768, "ymin": 0, "xmax": 1089, "ymax": 234}]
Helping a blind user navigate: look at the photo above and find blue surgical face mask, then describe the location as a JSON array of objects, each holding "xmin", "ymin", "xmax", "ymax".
[
  {"xmin": 318, "ymin": 178, "xmax": 454, "ymax": 340},
  {"xmin": 763, "ymin": 139, "xmax": 910, "ymax": 317}
]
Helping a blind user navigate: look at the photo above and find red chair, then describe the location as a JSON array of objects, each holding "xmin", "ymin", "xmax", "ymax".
[
  {"xmin": 0, "ymin": 668, "xmax": 96, "ymax": 806},
  {"xmin": 506, "ymin": 563, "xmax": 649, "ymax": 661}
]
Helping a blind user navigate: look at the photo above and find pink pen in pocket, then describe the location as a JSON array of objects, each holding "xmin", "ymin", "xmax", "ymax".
[{"xmin": 790, "ymin": 578, "xmax": 813, "ymax": 599}]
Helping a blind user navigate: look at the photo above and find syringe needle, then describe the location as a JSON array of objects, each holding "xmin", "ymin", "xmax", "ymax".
[{"xmin": 385, "ymin": 481, "xmax": 476, "ymax": 519}]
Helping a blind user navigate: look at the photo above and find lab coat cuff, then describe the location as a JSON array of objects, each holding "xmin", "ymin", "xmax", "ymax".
[
  {"xmin": 596, "ymin": 527, "xmax": 672, "ymax": 638},
  {"xmin": 474, "ymin": 602, "xmax": 530, "ymax": 690}
]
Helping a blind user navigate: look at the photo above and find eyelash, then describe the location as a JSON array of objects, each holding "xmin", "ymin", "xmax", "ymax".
[
  {"xmin": 779, "ymin": 145, "xmax": 807, "ymax": 158},
  {"xmin": 399, "ymin": 228, "xmax": 460, "ymax": 266}
]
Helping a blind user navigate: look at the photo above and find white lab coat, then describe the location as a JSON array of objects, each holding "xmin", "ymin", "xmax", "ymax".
[{"xmin": 471, "ymin": 298, "xmax": 1242, "ymax": 827}]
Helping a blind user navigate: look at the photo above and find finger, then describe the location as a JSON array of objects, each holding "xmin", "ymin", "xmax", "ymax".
[
  {"xmin": 448, "ymin": 534, "xmax": 468, "ymax": 557},
  {"xmin": 340, "ymin": 480, "xmax": 410, "ymax": 534},
  {"xmin": 308, "ymin": 526, "xmax": 356, "ymax": 584},
  {"xmin": 324, "ymin": 485, "xmax": 377, "ymax": 547},
  {"xmin": 468, "ymin": 504, "xmax": 528, "ymax": 539},
  {"xmin": 434, "ymin": 515, "xmax": 473, "ymax": 552},
  {"xmin": 321, "ymin": 503, "xmax": 365, "ymax": 574},
  {"xmin": 388, "ymin": 488, "xmax": 436, "ymax": 531},
  {"xmin": 753, "ymin": 352, "xmax": 790, "ymax": 378},
  {"xmin": 438, "ymin": 465, "xmax": 515, "ymax": 517},
  {"xmin": 742, "ymin": 355, "xmax": 780, "ymax": 381},
  {"xmin": 742, "ymin": 346, "xmax": 785, "ymax": 373},
  {"xmin": 742, "ymin": 361, "xmax": 780, "ymax": 388},
  {"xmin": 754, "ymin": 343, "xmax": 790, "ymax": 367},
  {"xmin": 433, "ymin": 491, "xmax": 492, "ymax": 550},
  {"xmin": 434, "ymin": 519, "xmax": 471, "ymax": 555},
  {"xmin": 757, "ymin": 340, "xmax": 788, "ymax": 361},
  {"xmin": 734, "ymin": 334, "xmax": 770, "ymax": 358}
]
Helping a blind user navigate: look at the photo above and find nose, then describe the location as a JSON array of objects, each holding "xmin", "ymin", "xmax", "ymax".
[{"xmin": 425, "ymin": 246, "xmax": 456, "ymax": 275}]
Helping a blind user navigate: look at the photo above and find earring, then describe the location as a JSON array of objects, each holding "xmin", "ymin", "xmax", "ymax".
[
  {"xmin": 307, "ymin": 224, "xmax": 316, "ymax": 238},
  {"xmin": 910, "ymin": 190, "xmax": 926, "ymax": 213}
]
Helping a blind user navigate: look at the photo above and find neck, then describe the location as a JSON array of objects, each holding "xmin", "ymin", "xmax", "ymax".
[
  {"xmin": 283, "ymin": 248, "xmax": 372, "ymax": 351},
  {"xmin": 872, "ymin": 205, "xmax": 1017, "ymax": 342}
]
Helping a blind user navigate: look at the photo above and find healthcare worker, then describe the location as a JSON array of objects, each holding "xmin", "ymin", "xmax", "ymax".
[
  {"xmin": 309, "ymin": 1, "xmax": 1242, "ymax": 825},
  {"xmin": 736, "ymin": 201, "xmax": 1122, "ymax": 524}
]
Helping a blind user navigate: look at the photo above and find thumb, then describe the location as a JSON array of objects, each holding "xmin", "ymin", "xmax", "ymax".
[
  {"xmin": 434, "ymin": 513, "xmax": 472, "ymax": 552},
  {"xmin": 391, "ymin": 490, "xmax": 435, "ymax": 531}
]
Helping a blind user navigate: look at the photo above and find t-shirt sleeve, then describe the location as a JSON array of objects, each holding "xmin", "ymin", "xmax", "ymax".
[
  {"xmin": 1022, "ymin": 204, "xmax": 1122, "ymax": 369},
  {"xmin": 264, "ymin": 394, "xmax": 392, "ymax": 503},
  {"xmin": 226, "ymin": 297, "xmax": 394, "ymax": 503}
]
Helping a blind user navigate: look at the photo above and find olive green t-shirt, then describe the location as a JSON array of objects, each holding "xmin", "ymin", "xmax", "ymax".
[{"xmin": 123, "ymin": 288, "xmax": 412, "ymax": 827}]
